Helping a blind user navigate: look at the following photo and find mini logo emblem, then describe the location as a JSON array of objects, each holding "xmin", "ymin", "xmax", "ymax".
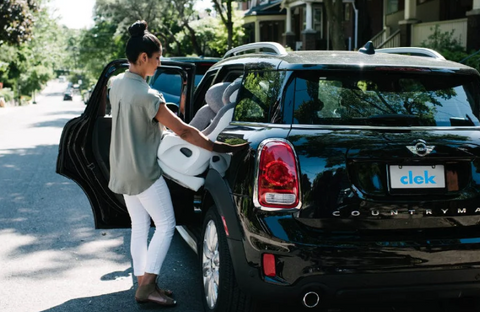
[{"xmin": 407, "ymin": 140, "xmax": 434, "ymax": 157}]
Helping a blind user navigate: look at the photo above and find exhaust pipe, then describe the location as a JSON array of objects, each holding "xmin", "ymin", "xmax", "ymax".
[{"xmin": 302, "ymin": 291, "xmax": 320, "ymax": 308}]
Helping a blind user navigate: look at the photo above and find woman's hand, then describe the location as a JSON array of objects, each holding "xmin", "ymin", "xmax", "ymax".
[{"xmin": 212, "ymin": 141, "xmax": 249, "ymax": 154}]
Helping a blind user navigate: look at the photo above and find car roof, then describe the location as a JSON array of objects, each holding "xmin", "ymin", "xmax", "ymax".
[
  {"xmin": 161, "ymin": 56, "xmax": 220, "ymax": 63},
  {"xmin": 214, "ymin": 46, "xmax": 477, "ymax": 74}
]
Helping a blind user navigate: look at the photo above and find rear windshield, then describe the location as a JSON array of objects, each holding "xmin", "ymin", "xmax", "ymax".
[{"xmin": 291, "ymin": 70, "xmax": 480, "ymax": 127}]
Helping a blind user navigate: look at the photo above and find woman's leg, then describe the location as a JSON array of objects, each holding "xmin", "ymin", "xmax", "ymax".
[
  {"xmin": 123, "ymin": 194, "xmax": 151, "ymax": 278},
  {"xmin": 136, "ymin": 176, "xmax": 176, "ymax": 276},
  {"xmin": 133, "ymin": 176, "xmax": 176, "ymax": 306}
]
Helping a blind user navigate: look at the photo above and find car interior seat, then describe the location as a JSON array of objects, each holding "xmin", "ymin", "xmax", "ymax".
[
  {"xmin": 157, "ymin": 78, "xmax": 242, "ymax": 191},
  {"xmin": 189, "ymin": 82, "xmax": 230, "ymax": 131}
]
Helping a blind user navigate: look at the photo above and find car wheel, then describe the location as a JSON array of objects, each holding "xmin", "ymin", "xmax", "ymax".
[{"xmin": 200, "ymin": 207, "xmax": 257, "ymax": 312}]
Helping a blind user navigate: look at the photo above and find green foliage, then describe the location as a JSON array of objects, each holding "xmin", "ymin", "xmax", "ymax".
[
  {"xmin": 0, "ymin": 1, "xmax": 62, "ymax": 101},
  {"xmin": 0, "ymin": 0, "xmax": 38, "ymax": 46},
  {"xmin": 18, "ymin": 64, "xmax": 54, "ymax": 95},
  {"xmin": 0, "ymin": 87, "xmax": 14, "ymax": 102},
  {"xmin": 421, "ymin": 25, "xmax": 464, "ymax": 53},
  {"xmin": 179, "ymin": 11, "xmax": 244, "ymax": 57},
  {"xmin": 211, "ymin": 0, "xmax": 247, "ymax": 50},
  {"xmin": 421, "ymin": 25, "xmax": 480, "ymax": 73},
  {"xmin": 77, "ymin": 20, "xmax": 123, "ymax": 81},
  {"xmin": 93, "ymin": 0, "xmax": 189, "ymax": 56}
]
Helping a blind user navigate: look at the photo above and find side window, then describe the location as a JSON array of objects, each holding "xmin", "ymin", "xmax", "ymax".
[{"xmin": 234, "ymin": 70, "xmax": 285, "ymax": 123}]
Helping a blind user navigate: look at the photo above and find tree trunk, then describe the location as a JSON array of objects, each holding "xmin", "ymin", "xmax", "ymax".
[
  {"xmin": 212, "ymin": 0, "xmax": 234, "ymax": 50},
  {"xmin": 324, "ymin": 0, "xmax": 346, "ymax": 50},
  {"xmin": 184, "ymin": 23, "xmax": 203, "ymax": 56},
  {"xmin": 226, "ymin": 1, "xmax": 233, "ymax": 50}
]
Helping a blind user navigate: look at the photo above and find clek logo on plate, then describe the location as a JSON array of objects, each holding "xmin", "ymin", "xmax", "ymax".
[{"xmin": 389, "ymin": 165, "xmax": 445, "ymax": 189}]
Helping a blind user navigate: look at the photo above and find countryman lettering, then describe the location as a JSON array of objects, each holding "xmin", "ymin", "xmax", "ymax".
[{"xmin": 332, "ymin": 208, "xmax": 480, "ymax": 217}]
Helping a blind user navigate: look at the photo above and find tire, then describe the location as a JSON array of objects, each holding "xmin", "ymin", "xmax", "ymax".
[{"xmin": 200, "ymin": 207, "xmax": 257, "ymax": 312}]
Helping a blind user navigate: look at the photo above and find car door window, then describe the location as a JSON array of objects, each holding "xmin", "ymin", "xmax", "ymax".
[{"xmin": 234, "ymin": 70, "xmax": 286, "ymax": 123}]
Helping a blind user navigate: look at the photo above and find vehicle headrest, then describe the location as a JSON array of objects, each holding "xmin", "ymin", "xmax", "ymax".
[
  {"xmin": 222, "ymin": 77, "xmax": 242, "ymax": 105},
  {"xmin": 205, "ymin": 82, "xmax": 230, "ymax": 114}
]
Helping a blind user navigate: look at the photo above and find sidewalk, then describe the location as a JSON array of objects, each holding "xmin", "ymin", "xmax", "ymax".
[
  {"xmin": 0, "ymin": 103, "xmax": 13, "ymax": 115},
  {"xmin": 0, "ymin": 80, "xmax": 57, "ymax": 115}
]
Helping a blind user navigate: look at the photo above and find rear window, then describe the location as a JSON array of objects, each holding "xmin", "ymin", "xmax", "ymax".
[{"xmin": 291, "ymin": 70, "xmax": 480, "ymax": 127}]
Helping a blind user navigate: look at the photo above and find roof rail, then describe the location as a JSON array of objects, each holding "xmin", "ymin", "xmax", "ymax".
[
  {"xmin": 376, "ymin": 47, "xmax": 445, "ymax": 60},
  {"xmin": 223, "ymin": 42, "xmax": 287, "ymax": 59}
]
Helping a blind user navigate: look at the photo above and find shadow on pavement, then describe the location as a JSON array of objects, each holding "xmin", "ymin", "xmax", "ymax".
[
  {"xmin": 0, "ymin": 144, "xmax": 131, "ymax": 279},
  {"xmin": 39, "ymin": 290, "xmax": 136, "ymax": 312}
]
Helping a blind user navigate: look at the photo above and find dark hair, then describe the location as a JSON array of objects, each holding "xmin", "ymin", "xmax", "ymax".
[{"xmin": 125, "ymin": 20, "xmax": 161, "ymax": 63}]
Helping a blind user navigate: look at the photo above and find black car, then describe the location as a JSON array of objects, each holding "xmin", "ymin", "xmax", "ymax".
[
  {"xmin": 57, "ymin": 42, "xmax": 480, "ymax": 311},
  {"xmin": 63, "ymin": 90, "xmax": 73, "ymax": 101}
]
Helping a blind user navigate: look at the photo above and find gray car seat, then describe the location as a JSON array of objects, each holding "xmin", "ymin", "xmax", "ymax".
[
  {"xmin": 157, "ymin": 78, "xmax": 242, "ymax": 191},
  {"xmin": 189, "ymin": 82, "xmax": 230, "ymax": 131}
]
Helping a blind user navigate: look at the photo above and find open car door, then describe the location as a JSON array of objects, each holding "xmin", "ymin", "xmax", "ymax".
[{"xmin": 56, "ymin": 59, "xmax": 197, "ymax": 229}]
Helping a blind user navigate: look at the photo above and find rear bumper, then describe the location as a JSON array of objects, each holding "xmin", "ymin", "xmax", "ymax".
[{"xmin": 228, "ymin": 238, "xmax": 480, "ymax": 305}]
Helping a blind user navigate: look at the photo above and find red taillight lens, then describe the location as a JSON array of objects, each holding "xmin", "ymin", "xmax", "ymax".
[
  {"xmin": 262, "ymin": 253, "xmax": 276, "ymax": 277},
  {"xmin": 256, "ymin": 141, "xmax": 299, "ymax": 209}
]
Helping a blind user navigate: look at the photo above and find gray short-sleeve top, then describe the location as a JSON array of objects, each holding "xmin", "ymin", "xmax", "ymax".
[{"xmin": 108, "ymin": 70, "xmax": 165, "ymax": 195}]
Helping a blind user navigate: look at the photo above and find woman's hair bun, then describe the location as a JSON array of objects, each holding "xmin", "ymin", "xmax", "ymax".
[{"xmin": 128, "ymin": 20, "xmax": 148, "ymax": 37}]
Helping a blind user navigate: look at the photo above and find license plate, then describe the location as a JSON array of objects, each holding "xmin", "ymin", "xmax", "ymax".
[{"xmin": 389, "ymin": 165, "xmax": 445, "ymax": 189}]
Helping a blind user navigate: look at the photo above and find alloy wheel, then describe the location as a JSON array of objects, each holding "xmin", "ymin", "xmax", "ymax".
[{"xmin": 202, "ymin": 219, "xmax": 220, "ymax": 309}]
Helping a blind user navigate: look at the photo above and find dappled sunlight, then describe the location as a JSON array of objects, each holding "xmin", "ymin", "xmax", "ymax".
[
  {"xmin": 4, "ymin": 193, "xmax": 25, "ymax": 202},
  {"xmin": 2, "ymin": 164, "xmax": 18, "ymax": 169},
  {"xmin": 0, "ymin": 149, "xmax": 29, "ymax": 156},
  {"xmin": 0, "ymin": 127, "xmax": 68, "ymax": 149},
  {"xmin": 77, "ymin": 239, "xmax": 126, "ymax": 261},
  {"xmin": 0, "ymin": 227, "xmax": 131, "ymax": 280},
  {"xmin": 0, "ymin": 229, "xmax": 37, "ymax": 254},
  {"xmin": 0, "ymin": 143, "xmax": 132, "ymax": 282}
]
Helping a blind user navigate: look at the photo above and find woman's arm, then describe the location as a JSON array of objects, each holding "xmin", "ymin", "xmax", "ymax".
[
  {"xmin": 155, "ymin": 103, "xmax": 215, "ymax": 151},
  {"xmin": 155, "ymin": 103, "xmax": 248, "ymax": 154}
]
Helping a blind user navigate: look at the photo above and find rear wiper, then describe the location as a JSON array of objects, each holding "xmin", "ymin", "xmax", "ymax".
[{"xmin": 364, "ymin": 114, "xmax": 422, "ymax": 126}]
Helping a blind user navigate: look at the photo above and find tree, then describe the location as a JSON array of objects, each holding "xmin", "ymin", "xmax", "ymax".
[
  {"xmin": 179, "ymin": 10, "xmax": 245, "ymax": 57},
  {"xmin": 0, "ymin": 0, "xmax": 38, "ymax": 46},
  {"xmin": 0, "ymin": 0, "xmax": 67, "ymax": 102},
  {"xmin": 211, "ymin": 0, "xmax": 236, "ymax": 50},
  {"xmin": 324, "ymin": 0, "xmax": 346, "ymax": 50},
  {"xmin": 93, "ymin": 0, "xmax": 195, "ymax": 56}
]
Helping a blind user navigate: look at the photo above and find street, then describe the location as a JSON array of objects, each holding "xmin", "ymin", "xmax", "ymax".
[
  {"xmin": 0, "ymin": 81, "xmax": 202, "ymax": 312},
  {"xmin": 1, "ymin": 80, "xmax": 479, "ymax": 312}
]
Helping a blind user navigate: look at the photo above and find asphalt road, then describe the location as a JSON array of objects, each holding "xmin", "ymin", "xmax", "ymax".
[
  {"xmin": 1, "ymin": 80, "xmax": 479, "ymax": 312},
  {"xmin": 0, "ymin": 81, "xmax": 202, "ymax": 312}
]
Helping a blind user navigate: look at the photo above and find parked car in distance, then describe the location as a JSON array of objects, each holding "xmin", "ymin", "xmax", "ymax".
[
  {"xmin": 63, "ymin": 90, "xmax": 72, "ymax": 101},
  {"xmin": 57, "ymin": 41, "xmax": 480, "ymax": 311}
]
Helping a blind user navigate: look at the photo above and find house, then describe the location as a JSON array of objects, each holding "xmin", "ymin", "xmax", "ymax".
[{"xmin": 240, "ymin": 0, "xmax": 480, "ymax": 52}]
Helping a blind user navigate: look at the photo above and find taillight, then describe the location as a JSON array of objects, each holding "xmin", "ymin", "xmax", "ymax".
[{"xmin": 254, "ymin": 139, "xmax": 300, "ymax": 210}]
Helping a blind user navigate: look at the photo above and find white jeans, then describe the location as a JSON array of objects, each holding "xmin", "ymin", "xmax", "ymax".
[{"xmin": 123, "ymin": 176, "xmax": 176, "ymax": 276}]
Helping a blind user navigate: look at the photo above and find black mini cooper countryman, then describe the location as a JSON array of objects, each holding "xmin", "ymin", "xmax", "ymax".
[{"xmin": 57, "ymin": 42, "xmax": 480, "ymax": 311}]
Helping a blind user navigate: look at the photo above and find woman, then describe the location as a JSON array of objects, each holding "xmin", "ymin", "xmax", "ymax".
[{"xmin": 108, "ymin": 20, "xmax": 245, "ymax": 306}]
